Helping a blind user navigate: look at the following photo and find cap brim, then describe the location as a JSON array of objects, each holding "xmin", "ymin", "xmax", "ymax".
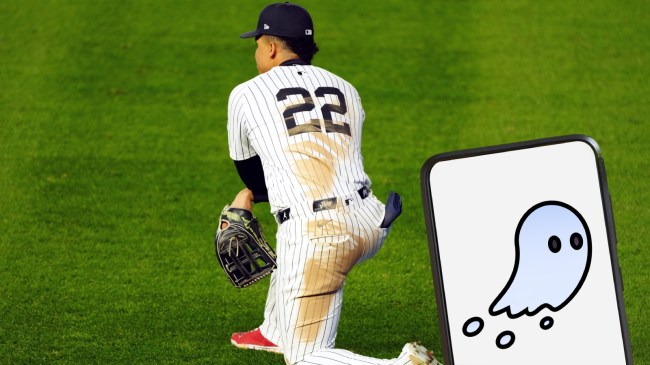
[{"xmin": 240, "ymin": 30, "xmax": 260, "ymax": 38}]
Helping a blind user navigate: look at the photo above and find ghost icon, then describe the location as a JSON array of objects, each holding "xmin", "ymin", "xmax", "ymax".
[{"xmin": 489, "ymin": 201, "xmax": 592, "ymax": 318}]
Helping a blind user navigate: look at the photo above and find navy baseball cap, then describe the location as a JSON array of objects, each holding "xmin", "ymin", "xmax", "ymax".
[{"xmin": 240, "ymin": 2, "xmax": 314, "ymax": 39}]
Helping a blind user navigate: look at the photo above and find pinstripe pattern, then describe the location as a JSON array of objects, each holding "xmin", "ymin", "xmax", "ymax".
[
  {"xmin": 228, "ymin": 65, "xmax": 369, "ymax": 216},
  {"xmin": 274, "ymin": 195, "xmax": 391, "ymax": 364},
  {"xmin": 228, "ymin": 65, "xmax": 415, "ymax": 364}
]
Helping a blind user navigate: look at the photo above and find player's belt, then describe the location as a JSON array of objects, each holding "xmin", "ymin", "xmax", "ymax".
[{"xmin": 275, "ymin": 186, "xmax": 371, "ymax": 224}]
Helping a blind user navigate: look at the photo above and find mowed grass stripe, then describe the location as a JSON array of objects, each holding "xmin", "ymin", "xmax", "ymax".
[
  {"xmin": 2, "ymin": 1, "xmax": 228, "ymax": 363},
  {"xmin": 1, "ymin": 0, "xmax": 648, "ymax": 364}
]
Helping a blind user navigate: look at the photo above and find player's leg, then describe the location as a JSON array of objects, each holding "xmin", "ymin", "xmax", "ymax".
[
  {"xmin": 228, "ymin": 188, "xmax": 283, "ymax": 353},
  {"xmin": 300, "ymin": 343, "xmax": 441, "ymax": 365},
  {"xmin": 258, "ymin": 272, "xmax": 284, "ymax": 346},
  {"xmin": 275, "ymin": 205, "xmax": 417, "ymax": 364},
  {"xmin": 282, "ymin": 196, "xmax": 442, "ymax": 365},
  {"xmin": 274, "ymin": 213, "xmax": 349, "ymax": 364},
  {"xmin": 230, "ymin": 271, "xmax": 283, "ymax": 353}
]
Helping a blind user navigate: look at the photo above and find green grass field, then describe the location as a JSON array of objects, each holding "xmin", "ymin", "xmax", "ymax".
[{"xmin": 1, "ymin": 0, "xmax": 648, "ymax": 364}]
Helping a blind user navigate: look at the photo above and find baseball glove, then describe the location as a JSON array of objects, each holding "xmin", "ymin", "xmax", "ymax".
[{"xmin": 214, "ymin": 206, "xmax": 277, "ymax": 288}]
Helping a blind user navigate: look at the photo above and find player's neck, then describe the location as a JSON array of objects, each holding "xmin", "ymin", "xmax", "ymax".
[
  {"xmin": 280, "ymin": 59, "xmax": 309, "ymax": 67},
  {"xmin": 274, "ymin": 51, "xmax": 303, "ymax": 68}
]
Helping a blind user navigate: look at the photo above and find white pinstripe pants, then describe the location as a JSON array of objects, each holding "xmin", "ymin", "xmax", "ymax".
[{"xmin": 259, "ymin": 194, "xmax": 400, "ymax": 365}]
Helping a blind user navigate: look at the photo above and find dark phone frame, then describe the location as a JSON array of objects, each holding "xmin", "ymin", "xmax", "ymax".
[{"xmin": 420, "ymin": 135, "xmax": 633, "ymax": 365}]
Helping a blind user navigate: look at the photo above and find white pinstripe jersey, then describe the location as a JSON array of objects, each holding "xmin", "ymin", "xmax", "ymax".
[{"xmin": 228, "ymin": 64, "xmax": 371, "ymax": 215}]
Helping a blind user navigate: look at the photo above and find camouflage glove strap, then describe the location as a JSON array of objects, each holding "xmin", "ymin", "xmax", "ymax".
[{"xmin": 214, "ymin": 206, "xmax": 277, "ymax": 288}]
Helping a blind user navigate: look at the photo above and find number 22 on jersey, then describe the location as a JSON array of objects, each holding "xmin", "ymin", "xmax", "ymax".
[{"xmin": 276, "ymin": 87, "xmax": 351, "ymax": 136}]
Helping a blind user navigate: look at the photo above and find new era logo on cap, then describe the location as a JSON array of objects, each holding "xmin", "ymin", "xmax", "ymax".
[
  {"xmin": 264, "ymin": 24, "xmax": 270, "ymax": 30},
  {"xmin": 305, "ymin": 29, "xmax": 312, "ymax": 35}
]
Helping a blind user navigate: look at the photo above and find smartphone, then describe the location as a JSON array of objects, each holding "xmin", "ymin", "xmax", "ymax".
[{"xmin": 420, "ymin": 135, "xmax": 633, "ymax": 365}]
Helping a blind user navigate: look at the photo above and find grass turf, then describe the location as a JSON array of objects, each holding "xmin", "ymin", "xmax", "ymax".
[{"xmin": 1, "ymin": 0, "xmax": 648, "ymax": 364}]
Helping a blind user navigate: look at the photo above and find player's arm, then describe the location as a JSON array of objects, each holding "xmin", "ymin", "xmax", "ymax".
[
  {"xmin": 227, "ymin": 85, "xmax": 268, "ymax": 203},
  {"xmin": 234, "ymin": 155, "xmax": 269, "ymax": 203},
  {"xmin": 229, "ymin": 188, "xmax": 254, "ymax": 210}
]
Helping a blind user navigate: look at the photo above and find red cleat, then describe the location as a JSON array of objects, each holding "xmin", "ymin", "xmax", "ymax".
[{"xmin": 230, "ymin": 328, "xmax": 282, "ymax": 354}]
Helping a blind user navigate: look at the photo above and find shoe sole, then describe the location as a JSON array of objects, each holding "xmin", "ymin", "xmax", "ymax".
[
  {"xmin": 408, "ymin": 355, "xmax": 427, "ymax": 365},
  {"xmin": 231, "ymin": 339, "xmax": 283, "ymax": 354},
  {"xmin": 408, "ymin": 343, "xmax": 437, "ymax": 365}
]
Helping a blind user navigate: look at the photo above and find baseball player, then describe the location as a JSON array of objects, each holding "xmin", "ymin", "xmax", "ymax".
[{"xmin": 224, "ymin": 3, "xmax": 442, "ymax": 365}]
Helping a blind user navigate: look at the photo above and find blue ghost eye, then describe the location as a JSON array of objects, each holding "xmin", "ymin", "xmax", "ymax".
[
  {"xmin": 548, "ymin": 235, "xmax": 561, "ymax": 253},
  {"xmin": 571, "ymin": 233, "xmax": 583, "ymax": 250}
]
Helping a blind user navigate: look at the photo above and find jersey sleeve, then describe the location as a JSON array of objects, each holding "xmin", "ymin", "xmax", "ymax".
[{"xmin": 227, "ymin": 84, "xmax": 258, "ymax": 161}]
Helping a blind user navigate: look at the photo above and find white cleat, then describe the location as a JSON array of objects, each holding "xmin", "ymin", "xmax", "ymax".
[{"xmin": 393, "ymin": 342, "xmax": 443, "ymax": 365}]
